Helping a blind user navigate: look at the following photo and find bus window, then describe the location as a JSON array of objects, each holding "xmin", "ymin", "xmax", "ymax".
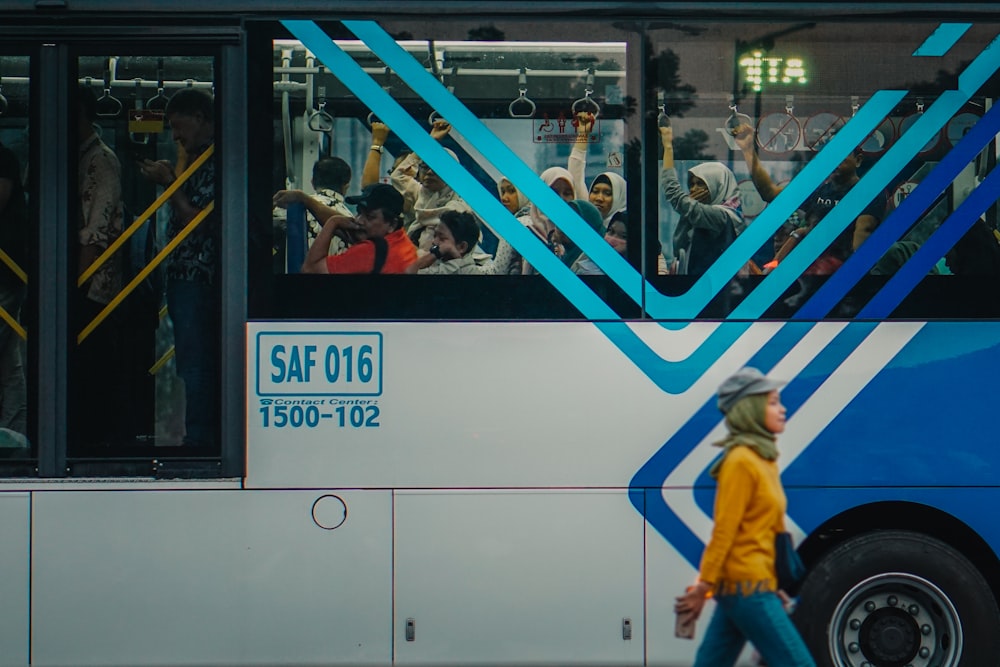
[
  {"xmin": 70, "ymin": 53, "xmax": 221, "ymax": 461},
  {"xmin": 0, "ymin": 55, "xmax": 31, "ymax": 472},
  {"xmin": 258, "ymin": 20, "xmax": 643, "ymax": 320},
  {"xmin": 647, "ymin": 22, "xmax": 1000, "ymax": 321}
]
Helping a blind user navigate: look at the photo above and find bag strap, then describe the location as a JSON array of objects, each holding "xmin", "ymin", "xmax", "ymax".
[{"xmin": 370, "ymin": 236, "xmax": 389, "ymax": 274}]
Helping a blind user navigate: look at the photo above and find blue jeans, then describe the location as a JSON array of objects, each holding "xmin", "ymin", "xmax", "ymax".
[
  {"xmin": 167, "ymin": 279, "xmax": 220, "ymax": 447},
  {"xmin": 694, "ymin": 592, "xmax": 815, "ymax": 667}
]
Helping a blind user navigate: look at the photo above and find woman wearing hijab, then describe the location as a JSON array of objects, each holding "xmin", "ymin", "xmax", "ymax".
[
  {"xmin": 390, "ymin": 121, "xmax": 473, "ymax": 253},
  {"xmin": 568, "ymin": 113, "xmax": 628, "ymax": 226},
  {"xmin": 498, "ymin": 177, "xmax": 529, "ymax": 217},
  {"xmin": 481, "ymin": 168, "xmax": 576, "ymax": 276},
  {"xmin": 548, "ymin": 199, "xmax": 605, "ymax": 275},
  {"xmin": 519, "ymin": 166, "xmax": 577, "ymax": 275},
  {"xmin": 675, "ymin": 367, "xmax": 815, "ymax": 667},
  {"xmin": 660, "ymin": 126, "xmax": 743, "ymax": 276}
]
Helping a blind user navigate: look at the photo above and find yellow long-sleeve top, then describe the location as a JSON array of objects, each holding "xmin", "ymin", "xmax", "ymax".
[{"xmin": 699, "ymin": 445, "xmax": 786, "ymax": 596}]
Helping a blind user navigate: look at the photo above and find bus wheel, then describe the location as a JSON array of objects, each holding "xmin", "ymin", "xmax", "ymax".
[{"xmin": 793, "ymin": 530, "xmax": 1000, "ymax": 667}]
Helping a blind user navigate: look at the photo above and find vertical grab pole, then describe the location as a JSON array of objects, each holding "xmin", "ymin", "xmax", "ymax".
[{"xmin": 285, "ymin": 201, "xmax": 307, "ymax": 273}]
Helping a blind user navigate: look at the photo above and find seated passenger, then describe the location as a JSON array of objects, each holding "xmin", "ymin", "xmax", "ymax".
[
  {"xmin": 405, "ymin": 210, "xmax": 484, "ymax": 275},
  {"xmin": 660, "ymin": 126, "xmax": 742, "ymax": 275},
  {"xmin": 301, "ymin": 184, "xmax": 417, "ymax": 274}
]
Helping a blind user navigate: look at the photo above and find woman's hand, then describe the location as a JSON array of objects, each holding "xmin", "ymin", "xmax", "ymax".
[
  {"xmin": 659, "ymin": 126, "xmax": 674, "ymax": 150},
  {"xmin": 674, "ymin": 581, "xmax": 712, "ymax": 619},
  {"xmin": 731, "ymin": 123, "xmax": 755, "ymax": 152}
]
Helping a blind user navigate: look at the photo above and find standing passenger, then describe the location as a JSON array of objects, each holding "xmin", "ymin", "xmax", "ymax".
[
  {"xmin": 139, "ymin": 88, "xmax": 219, "ymax": 448},
  {"xmin": 660, "ymin": 126, "xmax": 742, "ymax": 275},
  {"xmin": 75, "ymin": 86, "xmax": 126, "ymax": 447},
  {"xmin": 675, "ymin": 367, "xmax": 815, "ymax": 667}
]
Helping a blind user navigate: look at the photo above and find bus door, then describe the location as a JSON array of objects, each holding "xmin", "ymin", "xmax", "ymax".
[{"xmin": 0, "ymin": 25, "xmax": 246, "ymax": 480}]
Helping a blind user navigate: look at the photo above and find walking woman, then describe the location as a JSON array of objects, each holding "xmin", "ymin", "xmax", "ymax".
[{"xmin": 675, "ymin": 367, "xmax": 815, "ymax": 667}]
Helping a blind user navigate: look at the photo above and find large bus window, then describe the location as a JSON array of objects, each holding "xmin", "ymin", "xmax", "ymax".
[
  {"xmin": 0, "ymin": 55, "xmax": 31, "ymax": 471},
  {"xmin": 647, "ymin": 22, "xmax": 1000, "ymax": 320},
  {"xmin": 258, "ymin": 20, "xmax": 642, "ymax": 320},
  {"xmin": 70, "ymin": 53, "xmax": 221, "ymax": 461}
]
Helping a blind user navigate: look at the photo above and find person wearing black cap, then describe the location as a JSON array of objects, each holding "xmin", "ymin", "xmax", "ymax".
[
  {"xmin": 674, "ymin": 367, "xmax": 815, "ymax": 667},
  {"xmin": 301, "ymin": 183, "xmax": 417, "ymax": 274}
]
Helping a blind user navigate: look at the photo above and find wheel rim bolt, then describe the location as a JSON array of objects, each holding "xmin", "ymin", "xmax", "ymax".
[
  {"xmin": 849, "ymin": 642, "xmax": 860, "ymax": 653},
  {"xmin": 919, "ymin": 647, "xmax": 930, "ymax": 658},
  {"xmin": 865, "ymin": 601, "xmax": 876, "ymax": 612},
  {"xmin": 887, "ymin": 595, "xmax": 898, "ymax": 606},
  {"xmin": 850, "ymin": 619, "xmax": 861, "ymax": 630},
  {"xmin": 921, "ymin": 624, "xmax": 932, "ymax": 636},
  {"xmin": 908, "ymin": 604, "xmax": 919, "ymax": 616}
]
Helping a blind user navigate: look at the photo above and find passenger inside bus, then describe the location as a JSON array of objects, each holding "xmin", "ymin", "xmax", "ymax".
[
  {"xmin": 272, "ymin": 156, "xmax": 355, "ymax": 264},
  {"xmin": 138, "ymin": 88, "xmax": 220, "ymax": 449},
  {"xmin": 731, "ymin": 123, "xmax": 886, "ymax": 275},
  {"xmin": 553, "ymin": 199, "xmax": 605, "ymax": 275},
  {"xmin": 301, "ymin": 183, "xmax": 417, "ymax": 274},
  {"xmin": 405, "ymin": 210, "xmax": 484, "ymax": 274},
  {"xmin": 659, "ymin": 125, "xmax": 743, "ymax": 276},
  {"xmin": 75, "ymin": 85, "xmax": 127, "ymax": 448},
  {"xmin": 388, "ymin": 119, "xmax": 473, "ymax": 253},
  {"xmin": 569, "ymin": 113, "xmax": 628, "ymax": 227},
  {"xmin": 521, "ymin": 166, "xmax": 577, "ymax": 275}
]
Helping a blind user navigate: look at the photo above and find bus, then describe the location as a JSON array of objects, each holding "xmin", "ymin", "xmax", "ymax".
[{"xmin": 0, "ymin": 1, "xmax": 999, "ymax": 665}]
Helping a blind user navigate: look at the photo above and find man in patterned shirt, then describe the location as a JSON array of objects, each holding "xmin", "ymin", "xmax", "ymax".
[{"xmin": 139, "ymin": 88, "xmax": 219, "ymax": 448}]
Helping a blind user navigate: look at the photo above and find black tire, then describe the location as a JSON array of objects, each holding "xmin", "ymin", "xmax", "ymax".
[{"xmin": 793, "ymin": 530, "xmax": 1000, "ymax": 667}]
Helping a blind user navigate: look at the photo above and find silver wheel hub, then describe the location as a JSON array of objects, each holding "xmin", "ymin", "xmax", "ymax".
[{"xmin": 828, "ymin": 573, "xmax": 962, "ymax": 667}]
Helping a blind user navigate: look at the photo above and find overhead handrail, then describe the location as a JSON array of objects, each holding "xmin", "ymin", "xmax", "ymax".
[
  {"xmin": 429, "ymin": 66, "xmax": 457, "ymax": 125},
  {"xmin": 129, "ymin": 78, "xmax": 150, "ymax": 145},
  {"xmin": 308, "ymin": 99, "xmax": 334, "ymax": 133},
  {"xmin": 508, "ymin": 67, "xmax": 536, "ymax": 119},
  {"xmin": 147, "ymin": 59, "xmax": 169, "ymax": 112},
  {"xmin": 656, "ymin": 90, "xmax": 670, "ymax": 128},
  {"xmin": 570, "ymin": 67, "xmax": 600, "ymax": 120},
  {"xmin": 95, "ymin": 59, "xmax": 123, "ymax": 118},
  {"xmin": 366, "ymin": 67, "xmax": 393, "ymax": 127},
  {"xmin": 725, "ymin": 98, "xmax": 752, "ymax": 131}
]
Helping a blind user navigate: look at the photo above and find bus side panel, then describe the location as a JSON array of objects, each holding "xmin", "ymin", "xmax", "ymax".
[
  {"xmin": 31, "ymin": 490, "xmax": 391, "ymax": 667},
  {"xmin": 394, "ymin": 490, "xmax": 644, "ymax": 666},
  {"xmin": 0, "ymin": 493, "xmax": 28, "ymax": 667},
  {"xmin": 246, "ymin": 321, "xmax": 739, "ymax": 490}
]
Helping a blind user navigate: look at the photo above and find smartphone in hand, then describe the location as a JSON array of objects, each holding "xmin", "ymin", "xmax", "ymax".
[{"xmin": 674, "ymin": 609, "xmax": 696, "ymax": 640}]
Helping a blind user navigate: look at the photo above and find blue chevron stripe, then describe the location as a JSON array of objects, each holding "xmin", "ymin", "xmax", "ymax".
[
  {"xmin": 734, "ymin": 35, "xmax": 1000, "ymax": 318},
  {"xmin": 282, "ymin": 20, "xmax": 620, "ymax": 321},
  {"xmin": 343, "ymin": 20, "xmax": 910, "ymax": 321},
  {"xmin": 914, "ymin": 23, "xmax": 972, "ymax": 56},
  {"xmin": 794, "ymin": 103, "xmax": 1000, "ymax": 320},
  {"xmin": 859, "ymin": 163, "xmax": 1000, "ymax": 318}
]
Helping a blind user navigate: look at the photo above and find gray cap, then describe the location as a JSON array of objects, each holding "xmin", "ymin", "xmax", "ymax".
[{"xmin": 717, "ymin": 367, "xmax": 785, "ymax": 413}]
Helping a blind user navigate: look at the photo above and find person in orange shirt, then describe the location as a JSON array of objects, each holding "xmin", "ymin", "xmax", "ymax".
[
  {"xmin": 675, "ymin": 367, "xmax": 815, "ymax": 667},
  {"xmin": 301, "ymin": 183, "xmax": 417, "ymax": 275}
]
